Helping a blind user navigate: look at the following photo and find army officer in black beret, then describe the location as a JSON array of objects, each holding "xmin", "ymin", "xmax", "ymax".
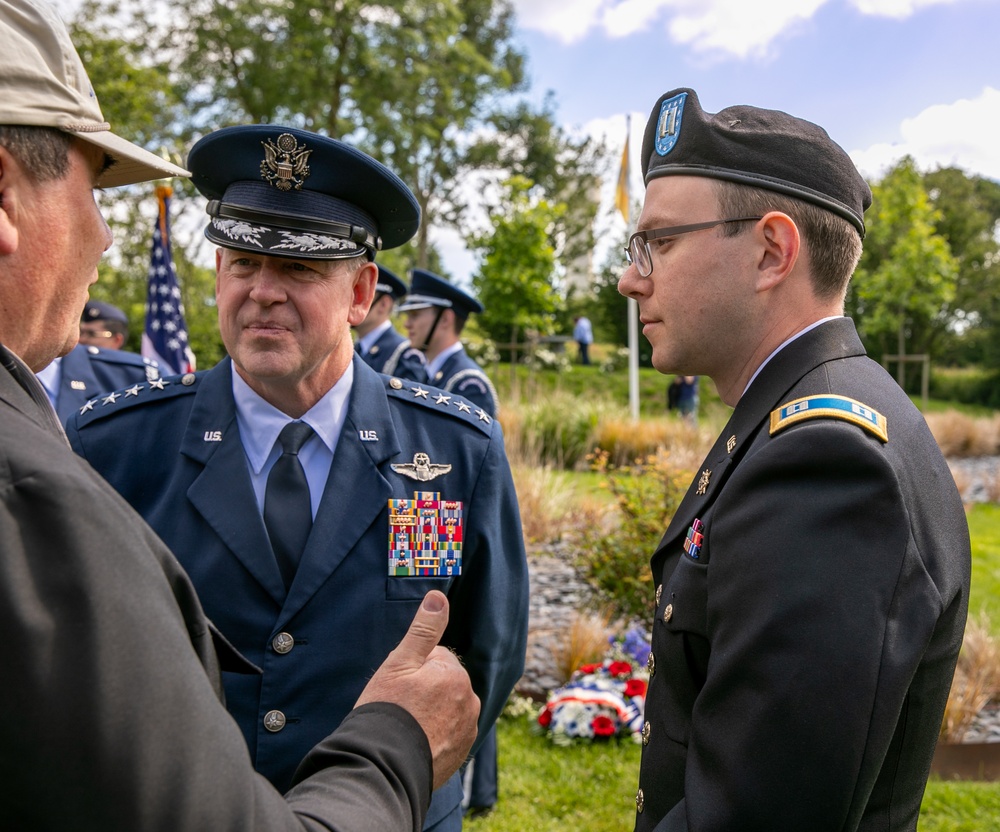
[
  {"xmin": 67, "ymin": 125, "xmax": 528, "ymax": 832},
  {"xmin": 619, "ymin": 89, "xmax": 969, "ymax": 831}
]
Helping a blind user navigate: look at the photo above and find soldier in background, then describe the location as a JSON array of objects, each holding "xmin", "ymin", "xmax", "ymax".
[
  {"xmin": 400, "ymin": 268, "xmax": 499, "ymax": 417},
  {"xmin": 353, "ymin": 264, "xmax": 427, "ymax": 382},
  {"xmin": 36, "ymin": 300, "xmax": 159, "ymax": 423}
]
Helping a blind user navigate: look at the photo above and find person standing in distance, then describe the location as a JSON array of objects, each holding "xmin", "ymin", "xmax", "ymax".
[
  {"xmin": 36, "ymin": 299, "xmax": 160, "ymax": 423},
  {"xmin": 68, "ymin": 124, "xmax": 528, "ymax": 832},
  {"xmin": 573, "ymin": 315, "xmax": 593, "ymax": 365},
  {"xmin": 0, "ymin": 0, "xmax": 479, "ymax": 829},
  {"xmin": 400, "ymin": 268, "xmax": 499, "ymax": 417},
  {"xmin": 619, "ymin": 88, "xmax": 970, "ymax": 831},
  {"xmin": 353, "ymin": 263, "xmax": 428, "ymax": 382}
]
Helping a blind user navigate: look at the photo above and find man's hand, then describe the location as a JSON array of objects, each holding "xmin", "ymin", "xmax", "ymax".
[{"xmin": 356, "ymin": 591, "xmax": 480, "ymax": 790}]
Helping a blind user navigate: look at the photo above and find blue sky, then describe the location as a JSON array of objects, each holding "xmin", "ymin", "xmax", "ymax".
[{"xmin": 437, "ymin": 0, "xmax": 1000, "ymax": 283}]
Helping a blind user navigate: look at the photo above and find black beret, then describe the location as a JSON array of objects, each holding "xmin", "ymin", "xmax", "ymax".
[
  {"xmin": 397, "ymin": 269, "xmax": 484, "ymax": 317},
  {"xmin": 375, "ymin": 264, "xmax": 409, "ymax": 301},
  {"xmin": 187, "ymin": 125, "xmax": 420, "ymax": 259},
  {"xmin": 642, "ymin": 89, "xmax": 872, "ymax": 237},
  {"xmin": 81, "ymin": 300, "xmax": 128, "ymax": 325}
]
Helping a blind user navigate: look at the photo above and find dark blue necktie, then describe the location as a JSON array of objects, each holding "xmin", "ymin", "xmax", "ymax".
[{"xmin": 264, "ymin": 421, "xmax": 315, "ymax": 589}]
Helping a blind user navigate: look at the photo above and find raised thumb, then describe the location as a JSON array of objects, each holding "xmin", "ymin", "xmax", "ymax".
[{"xmin": 389, "ymin": 590, "xmax": 450, "ymax": 668}]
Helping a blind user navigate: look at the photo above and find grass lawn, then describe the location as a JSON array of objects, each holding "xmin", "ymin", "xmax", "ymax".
[
  {"xmin": 967, "ymin": 503, "xmax": 1000, "ymax": 634},
  {"xmin": 469, "ymin": 718, "xmax": 1000, "ymax": 832}
]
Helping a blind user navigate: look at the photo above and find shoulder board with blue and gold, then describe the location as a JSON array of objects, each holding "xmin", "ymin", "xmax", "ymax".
[
  {"xmin": 384, "ymin": 376, "xmax": 493, "ymax": 435},
  {"xmin": 769, "ymin": 394, "xmax": 887, "ymax": 443},
  {"xmin": 74, "ymin": 371, "xmax": 202, "ymax": 426}
]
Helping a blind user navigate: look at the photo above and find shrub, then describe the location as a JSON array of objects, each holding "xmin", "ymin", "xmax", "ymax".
[
  {"xmin": 925, "ymin": 411, "xmax": 1000, "ymax": 457},
  {"xmin": 501, "ymin": 393, "xmax": 621, "ymax": 469},
  {"xmin": 577, "ymin": 448, "xmax": 693, "ymax": 622},
  {"xmin": 941, "ymin": 612, "xmax": 1000, "ymax": 742}
]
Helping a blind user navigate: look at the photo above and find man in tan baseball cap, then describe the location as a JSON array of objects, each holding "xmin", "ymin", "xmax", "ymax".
[
  {"xmin": 0, "ymin": 1, "xmax": 479, "ymax": 829},
  {"xmin": 0, "ymin": 0, "xmax": 186, "ymax": 186}
]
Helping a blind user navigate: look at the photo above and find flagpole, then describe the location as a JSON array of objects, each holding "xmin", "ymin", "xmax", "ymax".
[{"xmin": 622, "ymin": 115, "xmax": 640, "ymax": 421}]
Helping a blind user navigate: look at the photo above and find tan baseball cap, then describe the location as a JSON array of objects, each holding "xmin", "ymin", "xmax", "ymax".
[{"xmin": 0, "ymin": 0, "xmax": 189, "ymax": 186}]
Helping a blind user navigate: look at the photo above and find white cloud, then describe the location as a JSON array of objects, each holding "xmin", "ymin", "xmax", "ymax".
[
  {"xmin": 850, "ymin": 87, "xmax": 1000, "ymax": 182},
  {"xmin": 511, "ymin": 0, "xmax": 830, "ymax": 54},
  {"xmin": 848, "ymin": 0, "xmax": 962, "ymax": 20},
  {"xmin": 513, "ymin": 0, "xmax": 968, "ymax": 57}
]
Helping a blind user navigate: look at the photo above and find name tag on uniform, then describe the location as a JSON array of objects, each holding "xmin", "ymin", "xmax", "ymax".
[{"xmin": 388, "ymin": 491, "xmax": 463, "ymax": 577}]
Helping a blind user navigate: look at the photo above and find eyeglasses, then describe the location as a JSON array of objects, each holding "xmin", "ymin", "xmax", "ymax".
[{"xmin": 624, "ymin": 217, "xmax": 763, "ymax": 277}]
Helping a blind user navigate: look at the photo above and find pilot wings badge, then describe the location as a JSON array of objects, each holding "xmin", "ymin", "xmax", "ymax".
[
  {"xmin": 391, "ymin": 452, "xmax": 452, "ymax": 482},
  {"xmin": 260, "ymin": 133, "xmax": 312, "ymax": 191}
]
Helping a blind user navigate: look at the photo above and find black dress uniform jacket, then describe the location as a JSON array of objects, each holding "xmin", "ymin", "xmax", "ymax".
[
  {"xmin": 634, "ymin": 318, "xmax": 970, "ymax": 832},
  {"xmin": 67, "ymin": 355, "xmax": 528, "ymax": 828},
  {"xmin": 0, "ymin": 344, "xmax": 434, "ymax": 831}
]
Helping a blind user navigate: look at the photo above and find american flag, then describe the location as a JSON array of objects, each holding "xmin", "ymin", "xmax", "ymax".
[{"xmin": 142, "ymin": 186, "xmax": 196, "ymax": 375}]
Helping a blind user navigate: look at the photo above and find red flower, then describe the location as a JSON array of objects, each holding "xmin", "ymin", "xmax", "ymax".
[
  {"xmin": 578, "ymin": 663, "xmax": 601, "ymax": 674},
  {"xmin": 538, "ymin": 707, "xmax": 552, "ymax": 728},
  {"xmin": 608, "ymin": 661, "xmax": 633, "ymax": 679},
  {"xmin": 625, "ymin": 679, "xmax": 647, "ymax": 698},
  {"xmin": 591, "ymin": 715, "xmax": 616, "ymax": 737}
]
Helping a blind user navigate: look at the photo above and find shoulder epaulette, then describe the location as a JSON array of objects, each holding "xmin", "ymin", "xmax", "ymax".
[
  {"xmin": 384, "ymin": 376, "xmax": 493, "ymax": 435},
  {"xmin": 769, "ymin": 394, "xmax": 887, "ymax": 442},
  {"xmin": 75, "ymin": 371, "xmax": 202, "ymax": 426}
]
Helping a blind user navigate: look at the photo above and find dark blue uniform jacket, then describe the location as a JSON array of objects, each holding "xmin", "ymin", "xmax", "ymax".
[{"xmin": 67, "ymin": 356, "xmax": 528, "ymax": 826}]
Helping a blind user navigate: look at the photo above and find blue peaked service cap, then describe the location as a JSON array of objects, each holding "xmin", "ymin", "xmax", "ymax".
[
  {"xmin": 187, "ymin": 125, "xmax": 420, "ymax": 260},
  {"xmin": 397, "ymin": 269, "xmax": 484, "ymax": 317},
  {"xmin": 375, "ymin": 264, "xmax": 409, "ymax": 301}
]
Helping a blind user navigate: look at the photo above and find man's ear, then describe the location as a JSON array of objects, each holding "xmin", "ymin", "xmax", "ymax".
[
  {"xmin": 754, "ymin": 211, "xmax": 800, "ymax": 293},
  {"xmin": 0, "ymin": 146, "xmax": 21, "ymax": 256},
  {"xmin": 347, "ymin": 260, "xmax": 378, "ymax": 326}
]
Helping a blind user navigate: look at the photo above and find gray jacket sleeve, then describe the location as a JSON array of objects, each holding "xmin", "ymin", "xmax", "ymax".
[{"xmin": 0, "ymin": 402, "xmax": 432, "ymax": 831}]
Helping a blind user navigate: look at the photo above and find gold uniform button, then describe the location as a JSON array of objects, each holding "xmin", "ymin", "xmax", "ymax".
[
  {"xmin": 647, "ymin": 651, "xmax": 655, "ymax": 676},
  {"xmin": 272, "ymin": 632, "xmax": 294, "ymax": 654},
  {"xmin": 641, "ymin": 721, "xmax": 651, "ymax": 745},
  {"xmin": 636, "ymin": 788, "xmax": 645, "ymax": 813},
  {"xmin": 263, "ymin": 710, "xmax": 286, "ymax": 732},
  {"xmin": 663, "ymin": 603, "xmax": 673, "ymax": 623},
  {"xmin": 655, "ymin": 584, "xmax": 662, "ymax": 606},
  {"xmin": 389, "ymin": 378, "xmax": 403, "ymax": 389}
]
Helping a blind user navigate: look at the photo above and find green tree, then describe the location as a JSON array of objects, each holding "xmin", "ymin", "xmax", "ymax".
[
  {"xmin": 848, "ymin": 157, "xmax": 958, "ymax": 385},
  {"xmin": 923, "ymin": 167, "xmax": 1000, "ymax": 370},
  {"xmin": 468, "ymin": 176, "xmax": 564, "ymax": 351}
]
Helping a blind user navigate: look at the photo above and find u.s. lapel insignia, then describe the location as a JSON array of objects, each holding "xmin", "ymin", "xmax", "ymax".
[
  {"xmin": 261, "ymin": 133, "xmax": 312, "ymax": 191},
  {"xmin": 726, "ymin": 435, "xmax": 737, "ymax": 454},
  {"xmin": 684, "ymin": 518, "xmax": 705, "ymax": 559},
  {"xmin": 696, "ymin": 468, "xmax": 711, "ymax": 495},
  {"xmin": 391, "ymin": 452, "xmax": 452, "ymax": 482},
  {"xmin": 388, "ymin": 491, "xmax": 463, "ymax": 577}
]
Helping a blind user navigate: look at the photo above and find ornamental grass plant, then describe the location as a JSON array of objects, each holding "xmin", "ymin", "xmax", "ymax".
[{"xmin": 941, "ymin": 612, "xmax": 1000, "ymax": 743}]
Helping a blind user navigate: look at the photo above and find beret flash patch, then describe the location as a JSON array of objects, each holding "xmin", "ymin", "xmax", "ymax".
[{"xmin": 769, "ymin": 395, "xmax": 887, "ymax": 442}]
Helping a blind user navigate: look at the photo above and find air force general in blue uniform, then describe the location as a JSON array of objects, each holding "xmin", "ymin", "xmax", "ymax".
[{"xmin": 67, "ymin": 125, "xmax": 528, "ymax": 832}]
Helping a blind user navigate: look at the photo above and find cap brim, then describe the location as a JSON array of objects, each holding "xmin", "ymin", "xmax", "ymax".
[{"xmin": 74, "ymin": 129, "xmax": 190, "ymax": 187}]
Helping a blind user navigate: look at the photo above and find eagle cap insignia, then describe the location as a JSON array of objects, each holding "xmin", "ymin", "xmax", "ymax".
[
  {"xmin": 261, "ymin": 133, "xmax": 312, "ymax": 191},
  {"xmin": 391, "ymin": 452, "xmax": 452, "ymax": 482}
]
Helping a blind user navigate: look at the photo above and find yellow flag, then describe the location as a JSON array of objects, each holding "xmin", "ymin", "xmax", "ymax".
[{"xmin": 614, "ymin": 131, "xmax": 630, "ymax": 223}]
